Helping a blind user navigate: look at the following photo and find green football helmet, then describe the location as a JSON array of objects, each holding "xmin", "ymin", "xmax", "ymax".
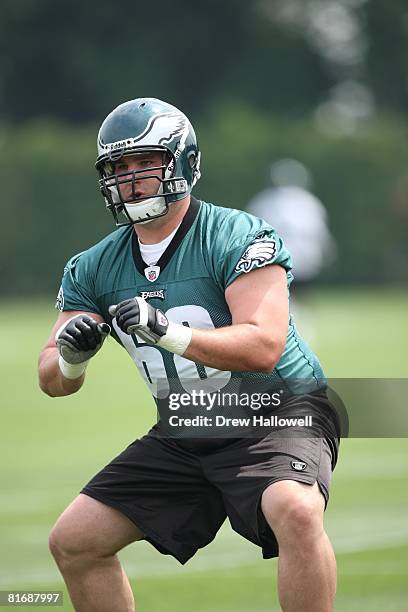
[{"xmin": 96, "ymin": 98, "xmax": 201, "ymax": 225}]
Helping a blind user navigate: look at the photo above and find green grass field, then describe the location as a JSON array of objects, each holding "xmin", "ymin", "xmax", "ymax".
[{"xmin": 1, "ymin": 290, "xmax": 407, "ymax": 611}]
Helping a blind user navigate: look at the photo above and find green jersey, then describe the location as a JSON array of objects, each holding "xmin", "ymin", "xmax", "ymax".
[{"xmin": 57, "ymin": 198, "xmax": 324, "ymax": 399}]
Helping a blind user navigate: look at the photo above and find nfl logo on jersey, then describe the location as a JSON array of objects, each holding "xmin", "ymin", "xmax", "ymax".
[{"xmin": 145, "ymin": 265, "xmax": 160, "ymax": 282}]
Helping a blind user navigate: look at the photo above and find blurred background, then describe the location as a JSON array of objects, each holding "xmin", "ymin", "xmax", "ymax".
[
  {"xmin": 1, "ymin": 1, "xmax": 407, "ymax": 611},
  {"xmin": 1, "ymin": 0, "xmax": 408, "ymax": 293}
]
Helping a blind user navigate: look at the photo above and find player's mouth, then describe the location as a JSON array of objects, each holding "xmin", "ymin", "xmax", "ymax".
[
  {"xmin": 119, "ymin": 179, "xmax": 160, "ymax": 201},
  {"xmin": 120, "ymin": 187, "xmax": 145, "ymax": 200}
]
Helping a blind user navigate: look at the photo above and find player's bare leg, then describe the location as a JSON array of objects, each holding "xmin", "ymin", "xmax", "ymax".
[
  {"xmin": 261, "ymin": 480, "xmax": 336, "ymax": 612},
  {"xmin": 49, "ymin": 494, "xmax": 143, "ymax": 612}
]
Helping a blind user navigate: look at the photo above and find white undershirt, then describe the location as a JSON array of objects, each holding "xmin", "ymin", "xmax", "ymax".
[{"xmin": 138, "ymin": 224, "xmax": 181, "ymax": 266}]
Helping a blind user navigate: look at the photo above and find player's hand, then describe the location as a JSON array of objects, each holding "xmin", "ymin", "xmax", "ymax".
[
  {"xmin": 109, "ymin": 298, "xmax": 169, "ymax": 344},
  {"xmin": 56, "ymin": 315, "xmax": 111, "ymax": 364},
  {"xmin": 109, "ymin": 297, "xmax": 192, "ymax": 355}
]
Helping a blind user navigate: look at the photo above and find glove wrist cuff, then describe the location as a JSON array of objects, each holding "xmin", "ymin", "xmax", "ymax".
[
  {"xmin": 58, "ymin": 355, "xmax": 89, "ymax": 380},
  {"xmin": 157, "ymin": 321, "xmax": 192, "ymax": 355}
]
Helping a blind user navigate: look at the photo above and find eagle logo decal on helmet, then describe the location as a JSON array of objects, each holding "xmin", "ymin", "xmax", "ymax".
[
  {"xmin": 140, "ymin": 113, "xmax": 187, "ymax": 146},
  {"xmin": 235, "ymin": 239, "xmax": 277, "ymax": 273},
  {"xmin": 98, "ymin": 113, "xmax": 188, "ymax": 155}
]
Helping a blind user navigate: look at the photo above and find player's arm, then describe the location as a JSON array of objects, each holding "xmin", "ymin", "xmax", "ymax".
[
  {"xmin": 185, "ymin": 265, "xmax": 288, "ymax": 371},
  {"xmin": 111, "ymin": 265, "xmax": 288, "ymax": 373},
  {"xmin": 38, "ymin": 311, "xmax": 110, "ymax": 397}
]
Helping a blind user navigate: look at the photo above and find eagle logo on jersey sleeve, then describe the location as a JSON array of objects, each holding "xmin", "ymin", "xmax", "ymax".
[{"xmin": 234, "ymin": 239, "xmax": 277, "ymax": 273}]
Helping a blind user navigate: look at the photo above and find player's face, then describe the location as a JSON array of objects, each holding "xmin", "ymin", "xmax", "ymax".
[{"xmin": 113, "ymin": 152, "xmax": 165, "ymax": 201}]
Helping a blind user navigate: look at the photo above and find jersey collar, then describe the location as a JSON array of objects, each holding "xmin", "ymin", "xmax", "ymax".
[{"xmin": 131, "ymin": 197, "xmax": 201, "ymax": 278}]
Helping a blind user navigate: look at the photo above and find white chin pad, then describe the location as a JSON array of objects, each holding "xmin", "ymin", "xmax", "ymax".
[{"xmin": 124, "ymin": 196, "xmax": 167, "ymax": 223}]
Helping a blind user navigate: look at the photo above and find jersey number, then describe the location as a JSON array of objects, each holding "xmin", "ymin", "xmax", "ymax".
[{"xmin": 113, "ymin": 305, "xmax": 231, "ymax": 398}]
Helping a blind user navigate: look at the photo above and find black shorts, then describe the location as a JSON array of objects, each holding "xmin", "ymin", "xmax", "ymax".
[{"xmin": 81, "ymin": 392, "xmax": 339, "ymax": 564}]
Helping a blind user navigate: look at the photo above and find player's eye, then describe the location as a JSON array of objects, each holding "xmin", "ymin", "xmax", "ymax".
[{"xmin": 115, "ymin": 163, "xmax": 129, "ymax": 173}]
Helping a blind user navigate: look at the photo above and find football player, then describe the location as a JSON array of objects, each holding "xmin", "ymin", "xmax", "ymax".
[{"xmin": 39, "ymin": 98, "xmax": 339, "ymax": 612}]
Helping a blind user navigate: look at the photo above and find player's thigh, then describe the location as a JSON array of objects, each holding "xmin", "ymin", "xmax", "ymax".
[{"xmin": 50, "ymin": 493, "xmax": 144, "ymax": 556}]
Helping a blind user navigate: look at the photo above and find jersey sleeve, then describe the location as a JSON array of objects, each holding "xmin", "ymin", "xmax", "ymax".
[
  {"xmin": 211, "ymin": 211, "xmax": 293, "ymax": 290},
  {"xmin": 55, "ymin": 252, "xmax": 101, "ymax": 314}
]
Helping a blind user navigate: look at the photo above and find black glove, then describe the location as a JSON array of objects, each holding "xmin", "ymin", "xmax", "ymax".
[{"xmin": 56, "ymin": 315, "xmax": 111, "ymax": 364}]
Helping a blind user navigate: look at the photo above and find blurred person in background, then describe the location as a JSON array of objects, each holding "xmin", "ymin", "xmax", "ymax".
[
  {"xmin": 38, "ymin": 99, "xmax": 339, "ymax": 612},
  {"xmin": 247, "ymin": 159, "xmax": 337, "ymax": 340},
  {"xmin": 388, "ymin": 175, "xmax": 408, "ymax": 281}
]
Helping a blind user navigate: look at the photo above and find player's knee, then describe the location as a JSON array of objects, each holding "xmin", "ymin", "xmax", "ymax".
[
  {"xmin": 48, "ymin": 520, "xmax": 102, "ymax": 567},
  {"xmin": 282, "ymin": 499, "xmax": 322, "ymax": 542},
  {"xmin": 49, "ymin": 525, "xmax": 81, "ymax": 566},
  {"xmin": 262, "ymin": 482, "xmax": 324, "ymax": 545}
]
